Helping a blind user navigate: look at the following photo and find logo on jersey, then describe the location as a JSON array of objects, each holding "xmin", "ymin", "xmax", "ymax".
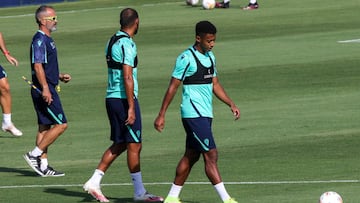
[
  {"xmin": 50, "ymin": 42, "xmax": 56, "ymax": 49},
  {"xmin": 37, "ymin": 40, "xmax": 43, "ymax": 47}
]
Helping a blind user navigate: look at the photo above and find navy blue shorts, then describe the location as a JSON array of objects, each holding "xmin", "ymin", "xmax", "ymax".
[
  {"xmin": 182, "ymin": 117, "xmax": 216, "ymax": 152},
  {"xmin": 31, "ymin": 86, "xmax": 67, "ymax": 125},
  {"xmin": 0, "ymin": 65, "xmax": 7, "ymax": 79},
  {"xmin": 106, "ymin": 98, "xmax": 142, "ymax": 144}
]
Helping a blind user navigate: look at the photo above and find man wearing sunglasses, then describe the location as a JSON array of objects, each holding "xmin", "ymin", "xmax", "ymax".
[{"xmin": 24, "ymin": 5, "xmax": 71, "ymax": 177}]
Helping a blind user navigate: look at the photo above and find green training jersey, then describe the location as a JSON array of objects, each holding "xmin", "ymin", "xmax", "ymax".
[
  {"xmin": 106, "ymin": 31, "xmax": 138, "ymax": 99},
  {"xmin": 172, "ymin": 46, "xmax": 217, "ymax": 118}
]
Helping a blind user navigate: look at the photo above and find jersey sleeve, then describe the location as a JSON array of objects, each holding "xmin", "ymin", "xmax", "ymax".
[
  {"xmin": 172, "ymin": 51, "xmax": 191, "ymax": 80},
  {"xmin": 112, "ymin": 38, "xmax": 136, "ymax": 67},
  {"xmin": 31, "ymin": 38, "xmax": 47, "ymax": 64}
]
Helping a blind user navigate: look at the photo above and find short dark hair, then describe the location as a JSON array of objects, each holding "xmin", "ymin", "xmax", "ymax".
[
  {"xmin": 120, "ymin": 8, "xmax": 139, "ymax": 28},
  {"xmin": 35, "ymin": 5, "xmax": 54, "ymax": 25},
  {"xmin": 195, "ymin": 21, "xmax": 217, "ymax": 36}
]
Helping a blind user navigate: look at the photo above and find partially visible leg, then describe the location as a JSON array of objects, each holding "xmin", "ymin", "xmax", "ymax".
[
  {"xmin": 37, "ymin": 123, "xmax": 67, "ymax": 151},
  {"xmin": 127, "ymin": 143, "xmax": 146, "ymax": 197},
  {"xmin": 203, "ymin": 149, "xmax": 237, "ymax": 203},
  {"xmin": 98, "ymin": 143, "xmax": 127, "ymax": 172},
  {"xmin": 164, "ymin": 149, "xmax": 201, "ymax": 203},
  {"xmin": 0, "ymin": 77, "xmax": 22, "ymax": 136},
  {"xmin": 128, "ymin": 143, "xmax": 164, "ymax": 201},
  {"xmin": 0, "ymin": 77, "xmax": 11, "ymax": 114},
  {"xmin": 84, "ymin": 143, "xmax": 127, "ymax": 203},
  {"xmin": 174, "ymin": 149, "xmax": 201, "ymax": 185}
]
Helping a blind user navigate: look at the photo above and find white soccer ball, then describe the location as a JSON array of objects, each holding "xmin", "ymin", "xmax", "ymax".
[
  {"xmin": 202, "ymin": 0, "xmax": 216, "ymax": 9},
  {"xmin": 319, "ymin": 191, "xmax": 343, "ymax": 203},
  {"xmin": 186, "ymin": 0, "xmax": 199, "ymax": 6}
]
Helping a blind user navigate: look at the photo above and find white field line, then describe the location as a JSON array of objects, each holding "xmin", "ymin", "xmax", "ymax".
[
  {"xmin": 337, "ymin": 39, "xmax": 360, "ymax": 43},
  {"xmin": 0, "ymin": 2, "xmax": 183, "ymax": 19},
  {"xmin": 0, "ymin": 180, "xmax": 359, "ymax": 189}
]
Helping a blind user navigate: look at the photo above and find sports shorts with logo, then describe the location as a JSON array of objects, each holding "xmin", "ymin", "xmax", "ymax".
[
  {"xmin": 106, "ymin": 98, "xmax": 142, "ymax": 144},
  {"xmin": 31, "ymin": 85, "xmax": 67, "ymax": 125},
  {"xmin": 182, "ymin": 117, "xmax": 216, "ymax": 152}
]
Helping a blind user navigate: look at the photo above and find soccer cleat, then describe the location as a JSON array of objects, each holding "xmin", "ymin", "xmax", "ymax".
[
  {"xmin": 134, "ymin": 192, "xmax": 164, "ymax": 202},
  {"xmin": 23, "ymin": 152, "xmax": 43, "ymax": 176},
  {"xmin": 2, "ymin": 122, "xmax": 23, "ymax": 136},
  {"xmin": 242, "ymin": 2, "xmax": 259, "ymax": 10},
  {"xmin": 41, "ymin": 166, "xmax": 65, "ymax": 177},
  {"xmin": 215, "ymin": 1, "xmax": 230, "ymax": 8},
  {"xmin": 83, "ymin": 181, "xmax": 109, "ymax": 202},
  {"xmin": 224, "ymin": 198, "xmax": 238, "ymax": 203},
  {"xmin": 164, "ymin": 196, "xmax": 182, "ymax": 203}
]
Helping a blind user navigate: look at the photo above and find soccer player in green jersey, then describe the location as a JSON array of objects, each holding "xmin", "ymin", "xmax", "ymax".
[
  {"xmin": 154, "ymin": 21, "xmax": 241, "ymax": 203},
  {"xmin": 83, "ymin": 8, "xmax": 163, "ymax": 203}
]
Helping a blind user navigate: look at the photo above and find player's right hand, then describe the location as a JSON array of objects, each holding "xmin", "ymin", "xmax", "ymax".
[{"xmin": 154, "ymin": 116, "xmax": 165, "ymax": 132}]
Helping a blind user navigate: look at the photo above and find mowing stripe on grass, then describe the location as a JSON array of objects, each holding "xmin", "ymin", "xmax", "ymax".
[{"xmin": 0, "ymin": 180, "xmax": 359, "ymax": 189}]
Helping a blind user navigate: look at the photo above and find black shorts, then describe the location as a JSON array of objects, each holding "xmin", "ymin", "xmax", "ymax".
[
  {"xmin": 182, "ymin": 117, "xmax": 216, "ymax": 152},
  {"xmin": 106, "ymin": 98, "xmax": 142, "ymax": 144}
]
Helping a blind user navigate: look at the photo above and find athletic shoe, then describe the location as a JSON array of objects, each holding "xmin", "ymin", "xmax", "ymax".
[
  {"xmin": 41, "ymin": 166, "xmax": 65, "ymax": 177},
  {"xmin": 224, "ymin": 198, "xmax": 238, "ymax": 203},
  {"xmin": 83, "ymin": 181, "xmax": 109, "ymax": 202},
  {"xmin": 164, "ymin": 196, "xmax": 182, "ymax": 203},
  {"xmin": 242, "ymin": 3, "xmax": 259, "ymax": 10},
  {"xmin": 2, "ymin": 122, "xmax": 22, "ymax": 136},
  {"xmin": 215, "ymin": 1, "xmax": 230, "ymax": 8},
  {"xmin": 23, "ymin": 152, "xmax": 43, "ymax": 176},
  {"xmin": 134, "ymin": 192, "xmax": 164, "ymax": 202}
]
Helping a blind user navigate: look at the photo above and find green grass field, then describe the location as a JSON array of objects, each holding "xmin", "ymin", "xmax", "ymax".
[{"xmin": 0, "ymin": 0, "xmax": 359, "ymax": 202}]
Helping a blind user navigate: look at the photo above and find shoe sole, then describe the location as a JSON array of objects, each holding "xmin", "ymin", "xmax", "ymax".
[
  {"xmin": 134, "ymin": 199, "xmax": 164, "ymax": 202},
  {"xmin": 87, "ymin": 189, "xmax": 109, "ymax": 202},
  {"xmin": 23, "ymin": 154, "xmax": 43, "ymax": 176},
  {"xmin": 41, "ymin": 173, "xmax": 65, "ymax": 177},
  {"xmin": 134, "ymin": 196, "xmax": 164, "ymax": 202},
  {"xmin": 2, "ymin": 128, "xmax": 23, "ymax": 137},
  {"xmin": 84, "ymin": 184, "xmax": 109, "ymax": 202}
]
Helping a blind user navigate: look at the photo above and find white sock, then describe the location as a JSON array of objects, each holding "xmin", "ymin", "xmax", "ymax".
[
  {"xmin": 30, "ymin": 146, "xmax": 43, "ymax": 157},
  {"xmin": 40, "ymin": 158, "xmax": 48, "ymax": 171},
  {"xmin": 249, "ymin": 0, "xmax": 257, "ymax": 4},
  {"xmin": 2, "ymin": 113, "xmax": 11, "ymax": 125},
  {"xmin": 214, "ymin": 182, "xmax": 231, "ymax": 201},
  {"xmin": 88, "ymin": 169, "xmax": 104, "ymax": 186},
  {"xmin": 223, "ymin": 0, "xmax": 230, "ymax": 3},
  {"xmin": 131, "ymin": 172, "xmax": 146, "ymax": 197},
  {"xmin": 167, "ymin": 183, "xmax": 183, "ymax": 198}
]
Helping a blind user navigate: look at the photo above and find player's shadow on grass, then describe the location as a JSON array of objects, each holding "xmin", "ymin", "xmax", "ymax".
[
  {"xmin": 0, "ymin": 167, "xmax": 37, "ymax": 177},
  {"xmin": 0, "ymin": 135, "xmax": 20, "ymax": 138},
  {"xmin": 45, "ymin": 188, "xmax": 136, "ymax": 203},
  {"xmin": 44, "ymin": 188, "xmax": 199, "ymax": 203}
]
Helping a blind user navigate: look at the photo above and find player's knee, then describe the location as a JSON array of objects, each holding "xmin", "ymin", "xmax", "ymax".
[
  {"xmin": 0, "ymin": 82, "xmax": 10, "ymax": 94},
  {"xmin": 56, "ymin": 123, "xmax": 68, "ymax": 133}
]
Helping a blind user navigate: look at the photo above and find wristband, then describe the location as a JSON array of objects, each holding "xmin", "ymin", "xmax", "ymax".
[{"xmin": 3, "ymin": 50, "xmax": 10, "ymax": 55}]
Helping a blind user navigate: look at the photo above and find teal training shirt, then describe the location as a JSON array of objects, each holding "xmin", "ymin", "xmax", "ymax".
[
  {"xmin": 172, "ymin": 46, "xmax": 217, "ymax": 118},
  {"xmin": 106, "ymin": 31, "xmax": 138, "ymax": 99}
]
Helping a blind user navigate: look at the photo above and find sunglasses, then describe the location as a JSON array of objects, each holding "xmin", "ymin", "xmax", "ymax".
[{"xmin": 43, "ymin": 16, "xmax": 57, "ymax": 21}]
